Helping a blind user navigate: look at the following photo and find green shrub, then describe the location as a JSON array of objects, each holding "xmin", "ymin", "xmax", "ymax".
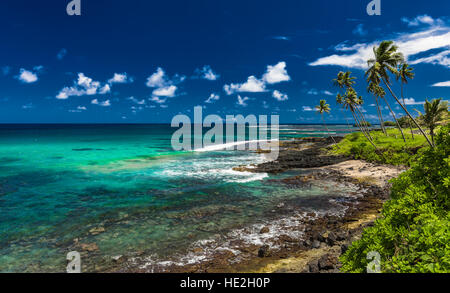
[
  {"xmin": 340, "ymin": 126, "xmax": 450, "ymax": 273},
  {"xmin": 332, "ymin": 128, "xmax": 427, "ymax": 165}
]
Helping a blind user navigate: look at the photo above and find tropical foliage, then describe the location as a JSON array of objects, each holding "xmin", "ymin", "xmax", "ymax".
[
  {"xmin": 340, "ymin": 126, "xmax": 450, "ymax": 273},
  {"xmin": 415, "ymin": 99, "xmax": 449, "ymax": 146}
]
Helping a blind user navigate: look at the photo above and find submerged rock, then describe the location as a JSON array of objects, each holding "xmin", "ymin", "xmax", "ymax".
[
  {"xmin": 258, "ymin": 245, "xmax": 270, "ymax": 257},
  {"xmin": 259, "ymin": 226, "xmax": 270, "ymax": 234},
  {"xmin": 80, "ymin": 243, "xmax": 99, "ymax": 252}
]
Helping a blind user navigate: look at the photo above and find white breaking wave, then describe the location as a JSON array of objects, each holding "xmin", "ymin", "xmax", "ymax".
[{"xmin": 194, "ymin": 139, "xmax": 279, "ymax": 152}]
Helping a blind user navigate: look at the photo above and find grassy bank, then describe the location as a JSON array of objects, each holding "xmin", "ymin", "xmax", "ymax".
[
  {"xmin": 331, "ymin": 128, "xmax": 428, "ymax": 165},
  {"xmin": 337, "ymin": 126, "xmax": 450, "ymax": 273}
]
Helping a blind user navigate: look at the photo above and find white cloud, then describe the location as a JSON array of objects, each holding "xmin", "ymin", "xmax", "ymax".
[
  {"xmin": 17, "ymin": 68, "xmax": 39, "ymax": 83},
  {"xmin": 146, "ymin": 67, "xmax": 167, "ymax": 88},
  {"xmin": 91, "ymin": 99, "xmax": 111, "ymax": 107},
  {"xmin": 149, "ymin": 96, "xmax": 167, "ymax": 104},
  {"xmin": 401, "ymin": 15, "xmax": 439, "ymax": 27},
  {"xmin": 99, "ymin": 84, "xmax": 111, "ymax": 94},
  {"xmin": 69, "ymin": 106, "xmax": 87, "ymax": 113},
  {"xmin": 224, "ymin": 61, "xmax": 290, "ymax": 95},
  {"xmin": 410, "ymin": 49, "xmax": 450, "ymax": 67},
  {"xmin": 431, "ymin": 80, "xmax": 450, "ymax": 87},
  {"xmin": 309, "ymin": 19, "xmax": 450, "ymax": 69},
  {"xmin": 262, "ymin": 61, "xmax": 290, "ymax": 84},
  {"xmin": 108, "ymin": 73, "xmax": 133, "ymax": 84},
  {"xmin": 302, "ymin": 106, "xmax": 314, "ymax": 112},
  {"xmin": 56, "ymin": 73, "xmax": 111, "ymax": 99},
  {"xmin": 404, "ymin": 98, "xmax": 425, "ymax": 105},
  {"xmin": 152, "ymin": 85, "xmax": 177, "ymax": 97},
  {"xmin": 127, "ymin": 96, "xmax": 146, "ymax": 105},
  {"xmin": 146, "ymin": 67, "xmax": 185, "ymax": 88},
  {"xmin": 272, "ymin": 90, "xmax": 288, "ymax": 101},
  {"xmin": 236, "ymin": 95, "xmax": 249, "ymax": 107},
  {"xmin": 195, "ymin": 65, "xmax": 220, "ymax": 81},
  {"xmin": 205, "ymin": 93, "xmax": 220, "ymax": 103},
  {"xmin": 146, "ymin": 68, "xmax": 184, "ymax": 100},
  {"xmin": 224, "ymin": 76, "xmax": 266, "ymax": 95}
]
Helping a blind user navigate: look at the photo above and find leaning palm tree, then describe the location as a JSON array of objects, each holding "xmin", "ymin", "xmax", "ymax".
[
  {"xmin": 396, "ymin": 63, "xmax": 415, "ymax": 139},
  {"xmin": 334, "ymin": 71, "xmax": 356, "ymax": 131},
  {"xmin": 366, "ymin": 63, "xmax": 405, "ymax": 141},
  {"xmin": 367, "ymin": 81, "xmax": 387, "ymax": 135},
  {"xmin": 342, "ymin": 89, "xmax": 378, "ymax": 149},
  {"xmin": 415, "ymin": 99, "xmax": 448, "ymax": 146},
  {"xmin": 316, "ymin": 99, "xmax": 338, "ymax": 146},
  {"xmin": 367, "ymin": 40, "xmax": 433, "ymax": 147}
]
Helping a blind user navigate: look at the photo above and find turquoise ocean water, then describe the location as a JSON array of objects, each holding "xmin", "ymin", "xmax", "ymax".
[{"xmin": 0, "ymin": 124, "xmax": 354, "ymax": 272}]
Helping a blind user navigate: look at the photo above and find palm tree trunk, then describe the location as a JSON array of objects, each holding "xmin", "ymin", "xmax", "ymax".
[
  {"xmin": 321, "ymin": 114, "xmax": 338, "ymax": 147},
  {"xmin": 350, "ymin": 110, "xmax": 378, "ymax": 149},
  {"xmin": 382, "ymin": 79, "xmax": 433, "ymax": 147},
  {"xmin": 430, "ymin": 127, "xmax": 435, "ymax": 147},
  {"xmin": 374, "ymin": 95, "xmax": 387, "ymax": 135},
  {"xmin": 401, "ymin": 83, "xmax": 415, "ymax": 140},
  {"xmin": 355, "ymin": 106, "xmax": 373, "ymax": 139},
  {"xmin": 381, "ymin": 96, "xmax": 406, "ymax": 143}
]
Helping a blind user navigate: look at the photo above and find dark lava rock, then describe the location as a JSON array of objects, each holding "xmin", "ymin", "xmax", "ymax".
[
  {"xmin": 318, "ymin": 254, "xmax": 338, "ymax": 270},
  {"xmin": 312, "ymin": 240, "xmax": 321, "ymax": 249},
  {"xmin": 308, "ymin": 260, "xmax": 320, "ymax": 273},
  {"xmin": 326, "ymin": 232, "xmax": 337, "ymax": 246},
  {"xmin": 311, "ymin": 231, "xmax": 325, "ymax": 242},
  {"xmin": 259, "ymin": 226, "xmax": 270, "ymax": 234},
  {"xmin": 341, "ymin": 243, "xmax": 349, "ymax": 254},
  {"xmin": 258, "ymin": 245, "xmax": 270, "ymax": 257},
  {"xmin": 303, "ymin": 239, "xmax": 312, "ymax": 247},
  {"xmin": 336, "ymin": 231, "xmax": 348, "ymax": 241}
]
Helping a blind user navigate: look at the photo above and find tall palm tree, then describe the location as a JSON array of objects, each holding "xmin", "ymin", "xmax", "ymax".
[
  {"xmin": 415, "ymin": 99, "xmax": 448, "ymax": 146},
  {"xmin": 367, "ymin": 40, "xmax": 433, "ymax": 147},
  {"xmin": 366, "ymin": 63, "xmax": 405, "ymax": 141},
  {"xmin": 334, "ymin": 71, "xmax": 356, "ymax": 131},
  {"xmin": 316, "ymin": 99, "xmax": 338, "ymax": 146},
  {"xmin": 345, "ymin": 89, "xmax": 377, "ymax": 144},
  {"xmin": 368, "ymin": 81, "xmax": 387, "ymax": 135},
  {"xmin": 396, "ymin": 63, "xmax": 415, "ymax": 139}
]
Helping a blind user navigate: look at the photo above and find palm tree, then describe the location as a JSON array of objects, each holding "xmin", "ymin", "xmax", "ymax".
[
  {"xmin": 396, "ymin": 63, "xmax": 415, "ymax": 139},
  {"xmin": 367, "ymin": 40, "xmax": 433, "ymax": 147},
  {"xmin": 316, "ymin": 99, "xmax": 338, "ymax": 146},
  {"xmin": 368, "ymin": 81, "xmax": 387, "ymax": 135},
  {"xmin": 415, "ymin": 99, "xmax": 448, "ymax": 146},
  {"xmin": 342, "ymin": 88, "xmax": 378, "ymax": 149},
  {"xmin": 366, "ymin": 63, "xmax": 405, "ymax": 141},
  {"xmin": 334, "ymin": 71, "xmax": 356, "ymax": 131}
]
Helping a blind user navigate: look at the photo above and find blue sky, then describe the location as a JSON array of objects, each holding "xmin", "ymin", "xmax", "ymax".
[{"xmin": 0, "ymin": 0, "xmax": 449, "ymax": 123}]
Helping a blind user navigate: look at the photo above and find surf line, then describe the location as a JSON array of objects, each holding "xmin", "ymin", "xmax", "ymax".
[{"xmin": 171, "ymin": 106, "xmax": 280, "ymax": 160}]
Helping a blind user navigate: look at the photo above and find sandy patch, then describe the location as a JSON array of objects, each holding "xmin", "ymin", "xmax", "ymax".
[{"xmin": 321, "ymin": 160, "xmax": 406, "ymax": 187}]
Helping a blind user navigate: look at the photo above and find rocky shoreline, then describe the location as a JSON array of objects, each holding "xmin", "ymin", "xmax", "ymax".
[{"xmin": 111, "ymin": 137, "xmax": 405, "ymax": 273}]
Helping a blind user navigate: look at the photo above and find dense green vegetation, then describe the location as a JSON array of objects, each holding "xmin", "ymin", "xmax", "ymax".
[
  {"xmin": 331, "ymin": 128, "xmax": 427, "ymax": 165},
  {"xmin": 319, "ymin": 39, "xmax": 450, "ymax": 273},
  {"xmin": 340, "ymin": 125, "xmax": 450, "ymax": 273}
]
